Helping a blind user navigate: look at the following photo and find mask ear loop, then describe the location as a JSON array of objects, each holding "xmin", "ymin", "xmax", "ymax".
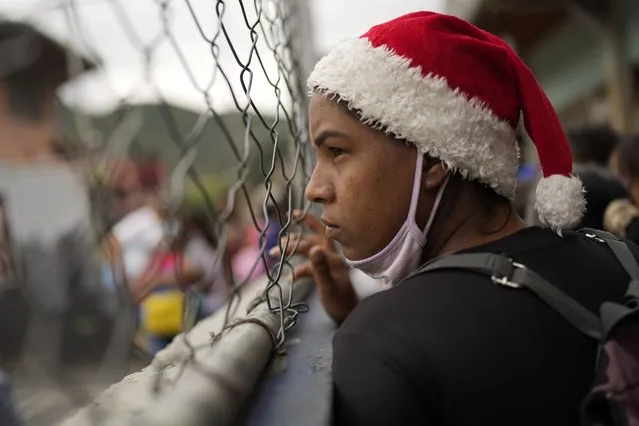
[
  {"xmin": 423, "ymin": 174, "xmax": 450, "ymax": 233},
  {"xmin": 407, "ymin": 153, "xmax": 450, "ymax": 246},
  {"xmin": 407, "ymin": 152, "xmax": 425, "ymax": 227}
]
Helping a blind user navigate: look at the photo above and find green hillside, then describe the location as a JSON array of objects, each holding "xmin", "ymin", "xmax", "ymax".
[{"xmin": 58, "ymin": 103, "xmax": 298, "ymax": 191}]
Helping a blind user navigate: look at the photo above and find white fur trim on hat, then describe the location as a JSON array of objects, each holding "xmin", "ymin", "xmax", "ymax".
[
  {"xmin": 534, "ymin": 174, "xmax": 586, "ymax": 233},
  {"xmin": 308, "ymin": 38, "xmax": 519, "ymax": 199}
]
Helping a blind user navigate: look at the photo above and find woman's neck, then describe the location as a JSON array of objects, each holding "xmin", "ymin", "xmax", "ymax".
[{"xmin": 423, "ymin": 202, "xmax": 527, "ymax": 262}]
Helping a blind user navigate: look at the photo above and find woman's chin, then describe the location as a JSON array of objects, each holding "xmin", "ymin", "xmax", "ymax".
[
  {"xmin": 334, "ymin": 234, "xmax": 377, "ymax": 262},
  {"xmin": 340, "ymin": 245, "xmax": 368, "ymax": 263}
]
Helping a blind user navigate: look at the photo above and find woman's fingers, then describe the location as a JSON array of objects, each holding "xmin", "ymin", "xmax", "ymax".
[
  {"xmin": 295, "ymin": 210, "xmax": 323, "ymax": 234},
  {"xmin": 292, "ymin": 262, "xmax": 314, "ymax": 281},
  {"xmin": 270, "ymin": 239, "xmax": 315, "ymax": 259},
  {"xmin": 270, "ymin": 232, "xmax": 321, "ymax": 256},
  {"xmin": 268, "ymin": 210, "xmax": 338, "ymax": 260},
  {"xmin": 308, "ymin": 246, "xmax": 336, "ymax": 290},
  {"xmin": 291, "ymin": 247, "xmax": 337, "ymax": 289},
  {"xmin": 289, "ymin": 244, "xmax": 356, "ymax": 324}
]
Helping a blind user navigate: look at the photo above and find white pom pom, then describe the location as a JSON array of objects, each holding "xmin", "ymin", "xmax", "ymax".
[{"xmin": 534, "ymin": 174, "xmax": 586, "ymax": 234}]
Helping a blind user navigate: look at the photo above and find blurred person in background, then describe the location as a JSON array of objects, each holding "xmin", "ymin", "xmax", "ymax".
[
  {"xmin": 103, "ymin": 154, "xmax": 176, "ymax": 293},
  {"xmin": 103, "ymin": 159, "xmax": 224, "ymax": 353},
  {"xmin": 101, "ymin": 157, "xmax": 158, "ymax": 292},
  {"xmin": 178, "ymin": 206, "xmax": 229, "ymax": 318},
  {"xmin": 603, "ymin": 134, "xmax": 639, "ymax": 243},
  {"xmin": 136, "ymin": 152, "xmax": 167, "ymax": 212},
  {"xmin": 0, "ymin": 20, "xmax": 118, "ymax": 376},
  {"xmin": 230, "ymin": 213, "xmax": 264, "ymax": 284},
  {"xmin": 132, "ymin": 223, "xmax": 202, "ymax": 354},
  {"xmin": 219, "ymin": 191, "xmax": 265, "ymax": 285},
  {"xmin": 566, "ymin": 125, "xmax": 628, "ymax": 230},
  {"xmin": 102, "ymin": 158, "xmax": 147, "ymax": 234},
  {"xmin": 252, "ymin": 180, "xmax": 290, "ymax": 270},
  {"xmin": 134, "ymin": 204, "xmax": 231, "ymax": 354},
  {"xmin": 526, "ymin": 124, "xmax": 627, "ymax": 230},
  {"xmin": 608, "ymin": 141, "xmax": 624, "ymax": 180}
]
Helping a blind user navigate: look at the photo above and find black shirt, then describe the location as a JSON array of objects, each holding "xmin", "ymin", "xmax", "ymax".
[{"xmin": 332, "ymin": 226, "xmax": 633, "ymax": 426}]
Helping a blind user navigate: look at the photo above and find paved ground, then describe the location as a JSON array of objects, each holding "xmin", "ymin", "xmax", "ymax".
[
  {"xmin": 5, "ymin": 278, "xmax": 265, "ymax": 426},
  {"xmin": 10, "ymin": 358, "xmax": 148, "ymax": 426}
]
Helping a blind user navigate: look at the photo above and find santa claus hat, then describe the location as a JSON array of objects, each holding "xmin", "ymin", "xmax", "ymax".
[{"xmin": 308, "ymin": 11, "xmax": 585, "ymax": 232}]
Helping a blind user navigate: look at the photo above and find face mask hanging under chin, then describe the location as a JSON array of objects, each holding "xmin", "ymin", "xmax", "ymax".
[{"xmin": 345, "ymin": 153, "xmax": 449, "ymax": 288}]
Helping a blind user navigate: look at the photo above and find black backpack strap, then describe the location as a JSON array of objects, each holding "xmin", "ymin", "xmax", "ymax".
[
  {"xmin": 580, "ymin": 228, "xmax": 639, "ymax": 301},
  {"xmin": 579, "ymin": 229, "xmax": 639, "ymax": 339},
  {"xmin": 417, "ymin": 253, "xmax": 603, "ymax": 340}
]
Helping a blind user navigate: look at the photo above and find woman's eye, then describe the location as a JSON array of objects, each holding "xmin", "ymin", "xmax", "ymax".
[{"xmin": 328, "ymin": 147, "xmax": 347, "ymax": 158}]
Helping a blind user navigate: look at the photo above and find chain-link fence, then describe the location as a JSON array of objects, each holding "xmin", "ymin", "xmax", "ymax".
[{"xmin": 0, "ymin": 0, "xmax": 316, "ymax": 424}]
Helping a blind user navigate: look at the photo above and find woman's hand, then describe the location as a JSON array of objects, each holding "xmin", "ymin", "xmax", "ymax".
[{"xmin": 270, "ymin": 211, "xmax": 357, "ymax": 325}]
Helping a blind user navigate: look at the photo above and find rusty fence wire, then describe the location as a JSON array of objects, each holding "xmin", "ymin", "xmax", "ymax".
[{"xmin": 0, "ymin": 0, "xmax": 316, "ymax": 424}]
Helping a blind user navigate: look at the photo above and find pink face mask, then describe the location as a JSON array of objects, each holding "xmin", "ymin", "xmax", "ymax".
[{"xmin": 345, "ymin": 152, "xmax": 449, "ymax": 288}]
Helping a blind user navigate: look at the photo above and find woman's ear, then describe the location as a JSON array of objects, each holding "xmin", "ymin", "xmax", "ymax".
[{"xmin": 422, "ymin": 158, "xmax": 449, "ymax": 191}]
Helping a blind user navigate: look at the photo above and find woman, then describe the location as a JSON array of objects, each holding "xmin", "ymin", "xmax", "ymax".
[{"xmin": 273, "ymin": 12, "xmax": 633, "ymax": 426}]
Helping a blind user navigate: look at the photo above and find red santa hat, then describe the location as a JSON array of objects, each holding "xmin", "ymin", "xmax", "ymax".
[{"xmin": 308, "ymin": 11, "xmax": 585, "ymax": 232}]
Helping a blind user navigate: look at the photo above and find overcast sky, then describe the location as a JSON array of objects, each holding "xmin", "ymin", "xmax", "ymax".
[{"xmin": 0, "ymin": 0, "xmax": 444, "ymax": 116}]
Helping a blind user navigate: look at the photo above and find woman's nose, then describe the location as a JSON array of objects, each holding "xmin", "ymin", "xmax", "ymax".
[{"xmin": 305, "ymin": 167, "xmax": 334, "ymax": 204}]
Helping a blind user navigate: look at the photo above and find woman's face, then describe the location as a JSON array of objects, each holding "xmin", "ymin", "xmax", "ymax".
[{"xmin": 306, "ymin": 94, "xmax": 418, "ymax": 260}]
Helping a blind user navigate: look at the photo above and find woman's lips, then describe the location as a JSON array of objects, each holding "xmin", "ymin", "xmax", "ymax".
[
  {"xmin": 324, "ymin": 224, "xmax": 340, "ymax": 239},
  {"xmin": 321, "ymin": 217, "xmax": 340, "ymax": 239}
]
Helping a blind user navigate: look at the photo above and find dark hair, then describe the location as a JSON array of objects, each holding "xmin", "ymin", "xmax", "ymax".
[
  {"xmin": 137, "ymin": 159, "xmax": 165, "ymax": 190},
  {"xmin": 0, "ymin": 21, "xmax": 94, "ymax": 121},
  {"xmin": 3, "ymin": 67, "xmax": 57, "ymax": 121},
  {"xmin": 334, "ymin": 96, "xmax": 410, "ymax": 145},
  {"xmin": 616, "ymin": 134, "xmax": 639, "ymax": 182},
  {"xmin": 567, "ymin": 125, "xmax": 619, "ymax": 166},
  {"xmin": 440, "ymin": 167, "xmax": 511, "ymax": 234},
  {"xmin": 175, "ymin": 206, "xmax": 218, "ymax": 249},
  {"xmin": 0, "ymin": 24, "xmax": 57, "ymax": 121}
]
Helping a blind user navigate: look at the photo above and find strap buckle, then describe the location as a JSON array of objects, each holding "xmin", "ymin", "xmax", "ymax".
[
  {"xmin": 584, "ymin": 232, "xmax": 606, "ymax": 244},
  {"xmin": 491, "ymin": 260, "xmax": 525, "ymax": 289}
]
